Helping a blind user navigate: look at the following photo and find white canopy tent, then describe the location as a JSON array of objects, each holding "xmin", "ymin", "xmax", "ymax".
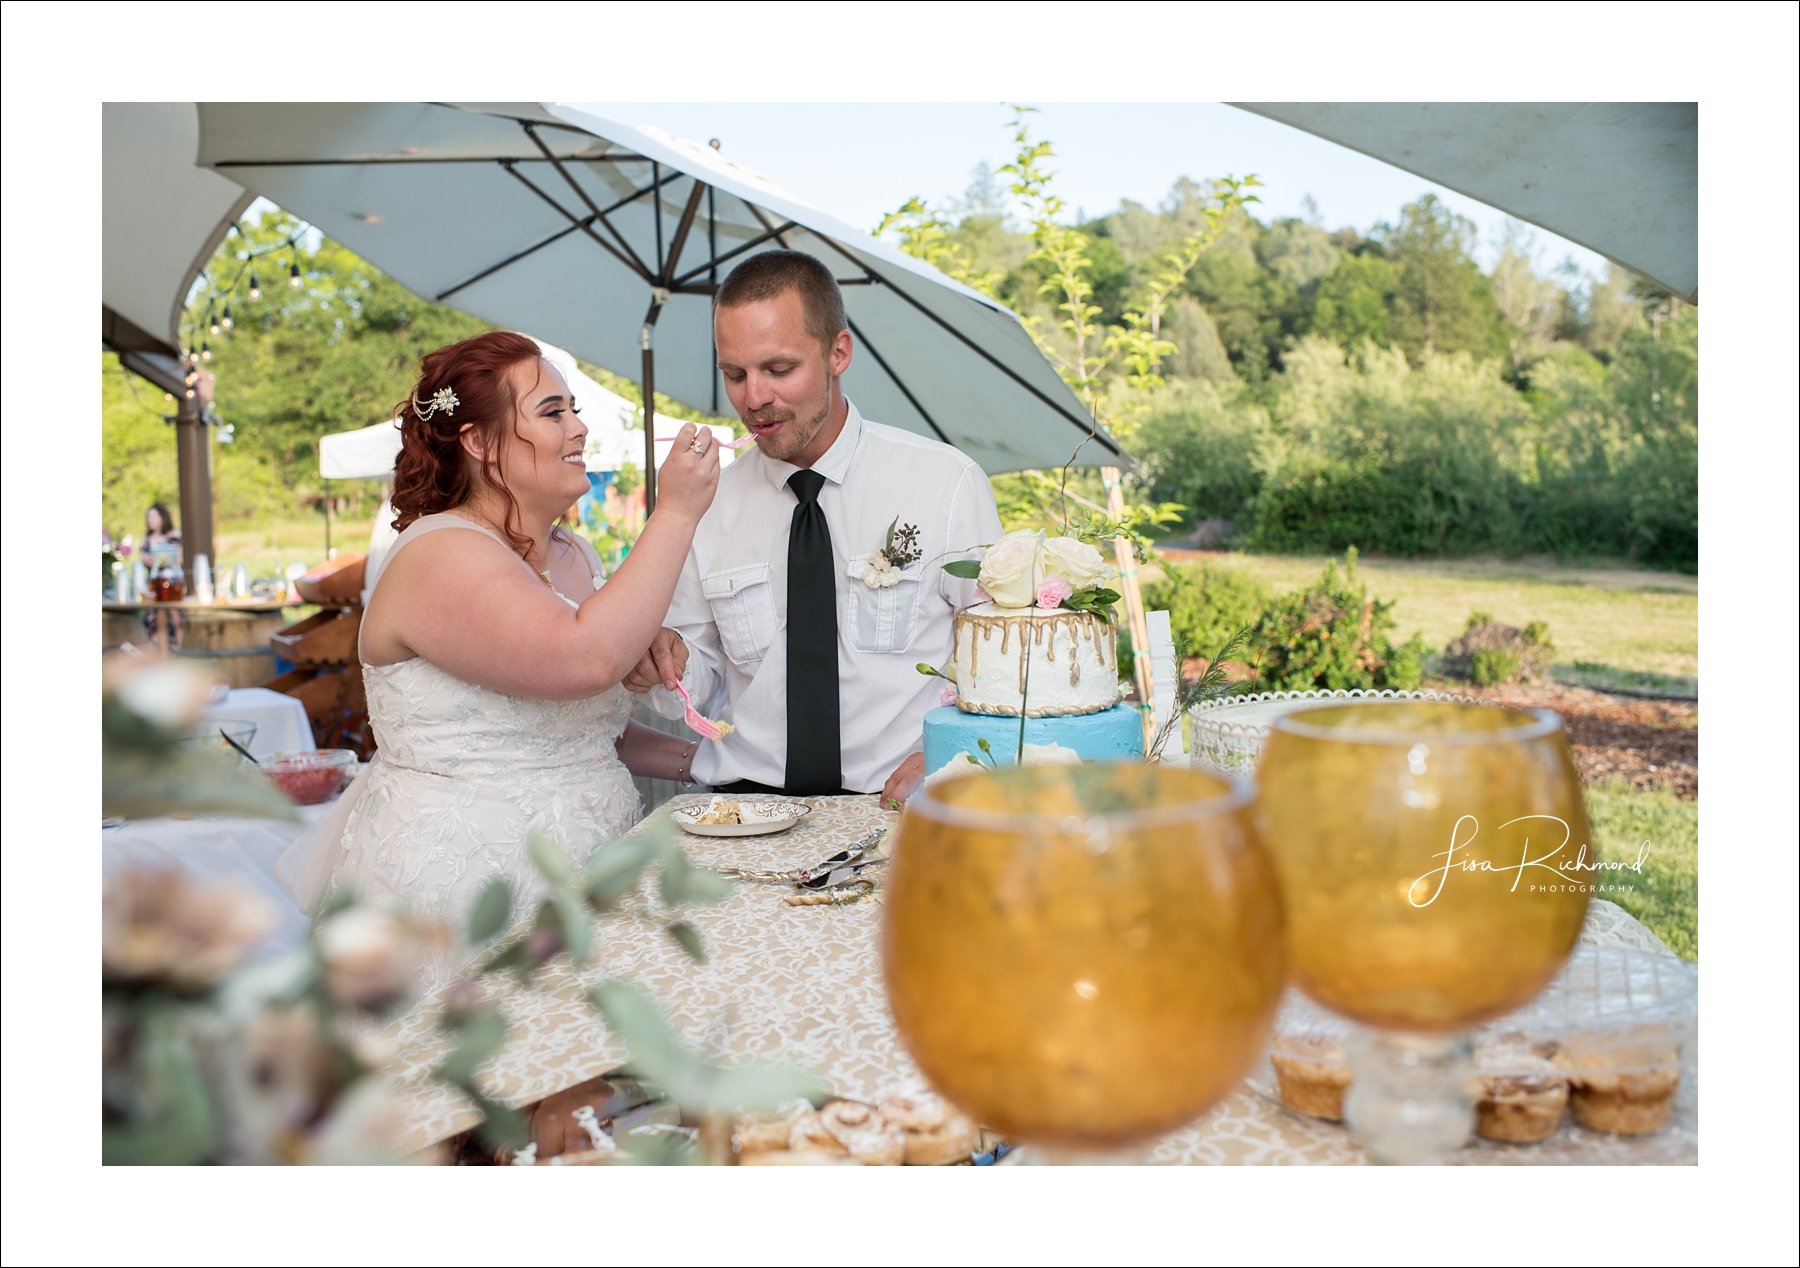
[
  {"xmin": 317, "ymin": 337, "xmax": 732, "ymax": 479},
  {"xmin": 1231, "ymin": 103, "xmax": 1698, "ymax": 303},
  {"xmin": 192, "ymin": 102, "xmax": 1125, "ymax": 508}
]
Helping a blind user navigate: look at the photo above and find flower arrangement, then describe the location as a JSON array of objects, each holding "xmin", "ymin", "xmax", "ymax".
[
  {"xmin": 861, "ymin": 518, "xmax": 922, "ymax": 590},
  {"xmin": 944, "ymin": 529, "xmax": 1122, "ymax": 618}
]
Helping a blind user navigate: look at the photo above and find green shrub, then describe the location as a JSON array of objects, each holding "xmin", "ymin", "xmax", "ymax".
[
  {"xmin": 1469, "ymin": 648, "xmax": 1521, "ymax": 685},
  {"xmin": 1141, "ymin": 559, "xmax": 1269, "ymax": 660},
  {"xmin": 1443, "ymin": 612, "xmax": 1555, "ymax": 684},
  {"xmin": 1246, "ymin": 549, "xmax": 1427, "ymax": 691}
]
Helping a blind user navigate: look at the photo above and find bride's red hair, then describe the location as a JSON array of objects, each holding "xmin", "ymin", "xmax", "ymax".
[{"xmin": 390, "ymin": 330, "xmax": 551, "ymax": 556}]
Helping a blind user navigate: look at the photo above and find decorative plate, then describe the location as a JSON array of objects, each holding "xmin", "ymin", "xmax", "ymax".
[{"xmin": 671, "ymin": 799, "xmax": 814, "ymax": 837}]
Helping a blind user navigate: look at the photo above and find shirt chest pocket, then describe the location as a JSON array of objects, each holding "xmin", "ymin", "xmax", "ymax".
[
  {"xmin": 703, "ymin": 563, "xmax": 778, "ymax": 666},
  {"xmin": 844, "ymin": 555, "xmax": 926, "ymax": 654}
]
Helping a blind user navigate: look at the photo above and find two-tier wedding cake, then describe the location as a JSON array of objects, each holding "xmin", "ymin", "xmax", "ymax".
[{"xmin": 920, "ymin": 532, "xmax": 1144, "ymax": 778}]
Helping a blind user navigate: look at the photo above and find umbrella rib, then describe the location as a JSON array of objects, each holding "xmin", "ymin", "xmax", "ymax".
[
  {"xmin": 829, "ymin": 249, "xmax": 1121, "ymax": 458},
  {"xmin": 435, "ymin": 220, "xmax": 587, "ymax": 301},
  {"xmin": 844, "ymin": 317, "xmax": 951, "ymax": 445},
  {"xmin": 521, "ymin": 123, "xmax": 654, "ymax": 278},
  {"xmin": 212, "ymin": 154, "xmax": 645, "ymax": 167},
  {"xmin": 501, "ymin": 161, "xmax": 650, "ymax": 282},
  {"xmin": 660, "ymin": 178, "xmax": 708, "ymax": 286},
  {"xmin": 669, "ymin": 219, "xmax": 800, "ymax": 288}
]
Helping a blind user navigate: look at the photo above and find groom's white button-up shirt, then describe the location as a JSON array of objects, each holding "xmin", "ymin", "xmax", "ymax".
[{"xmin": 647, "ymin": 400, "xmax": 1002, "ymax": 792}]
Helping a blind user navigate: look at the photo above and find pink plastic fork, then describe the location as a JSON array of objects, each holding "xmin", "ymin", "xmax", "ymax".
[
  {"xmin": 673, "ymin": 679, "xmax": 733, "ymax": 741},
  {"xmin": 655, "ymin": 434, "xmax": 758, "ymax": 451}
]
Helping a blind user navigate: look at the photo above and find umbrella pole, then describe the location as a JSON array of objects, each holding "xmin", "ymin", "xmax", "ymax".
[{"xmin": 641, "ymin": 328, "xmax": 657, "ymax": 514}]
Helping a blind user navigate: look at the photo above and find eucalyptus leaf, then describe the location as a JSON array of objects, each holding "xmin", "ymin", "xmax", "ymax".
[
  {"xmin": 478, "ymin": 941, "xmax": 526, "ymax": 977},
  {"xmin": 103, "ymin": 745, "xmax": 299, "ymax": 823},
  {"xmin": 589, "ymin": 982, "xmax": 829, "ymax": 1115},
  {"xmin": 526, "ymin": 834, "xmax": 572, "ymax": 886},
  {"xmin": 942, "ymin": 559, "xmax": 982, "ymax": 579},
  {"xmin": 582, "ymin": 836, "xmax": 657, "ymax": 909},
  {"xmin": 665, "ymin": 920, "xmax": 706, "ymax": 964},
  {"xmin": 470, "ymin": 1094, "xmax": 529, "ymax": 1150},
  {"xmin": 659, "ymin": 848, "xmax": 734, "ymax": 908},
  {"xmin": 588, "ymin": 983, "xmax": 710, "ymax": 1106},
  {"xmin": 466, "ymin": 879, "xmax": 513, "ymax": 944},
  {"xmin": 101, "ymin": 1001, "xmax": 218, "ymax": 1165},
  {"xmin": 553, "ymin": 890, "xmax": 591, "ymax": 967},
  {"xmin": 434, "ymin": 1009, "xmax": 508, "ymax": 1087}
]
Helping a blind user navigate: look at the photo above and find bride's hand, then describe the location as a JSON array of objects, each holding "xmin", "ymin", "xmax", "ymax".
[
  {"xmin": 654, "ymin": 423, "xmax": 720, "ymax": 524},
  {"xmin": 623, "ymin": 628, "xmax": 688, "ymax": 694}
]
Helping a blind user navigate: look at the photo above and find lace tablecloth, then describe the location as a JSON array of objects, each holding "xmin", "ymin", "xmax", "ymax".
[{"xmin": 378, "ymin": 795, "xmax": 1691, "ymax": 1164}]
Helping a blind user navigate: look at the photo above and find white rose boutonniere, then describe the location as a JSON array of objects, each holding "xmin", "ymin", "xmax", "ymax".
[
  {"xmin": 863, "ymin": 517, "xmax": 921, "ymax": 590},
  {"xmin": 976, "ymin": 530, "xmax": 1043, "ymax": 608},
  {"xmin": 862, "ymin": 558, "xmax": 903, "ymax": 589}
]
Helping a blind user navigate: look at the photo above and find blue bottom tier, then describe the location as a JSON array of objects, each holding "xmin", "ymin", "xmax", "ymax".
[{"xmin": 921, "ymin": 704, "xmax": 1145, "ymax": 775}]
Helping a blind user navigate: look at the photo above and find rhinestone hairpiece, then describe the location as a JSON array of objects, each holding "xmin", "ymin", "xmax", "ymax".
[{"xmin": 411, "ymin": 386, "xmax": 460, "ymax": 421}]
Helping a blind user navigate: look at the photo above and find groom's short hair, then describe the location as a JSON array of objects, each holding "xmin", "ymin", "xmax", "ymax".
[{"xmin": 715, "ymin": 250, "xmax": 847, "ymax": 357}]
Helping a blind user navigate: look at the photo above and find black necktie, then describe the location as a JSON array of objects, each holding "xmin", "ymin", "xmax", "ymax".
[{"xmin": 785, "ymin": 469, "xmax": 841, "ymax": 794}]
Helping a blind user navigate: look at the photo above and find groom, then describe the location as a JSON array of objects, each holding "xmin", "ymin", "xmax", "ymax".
[{"xmin": 624, "ymin": 250, "xmax": 1001, "ymax": 807}]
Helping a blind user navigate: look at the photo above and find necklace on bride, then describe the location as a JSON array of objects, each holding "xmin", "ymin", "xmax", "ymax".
[{"xmin": 455, "ymin": 509, "xmax": 557, "ymax": 590}]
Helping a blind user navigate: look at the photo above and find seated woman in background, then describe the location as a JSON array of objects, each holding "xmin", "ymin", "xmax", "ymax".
[{"xmin": 278, "ymin": 331, "xmax": 720, "ymax": 991}]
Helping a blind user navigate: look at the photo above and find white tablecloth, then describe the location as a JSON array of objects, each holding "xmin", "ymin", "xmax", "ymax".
[
  {"xmin": 101, "ymin": 801, "xmax": 332, "ymax": 959},
  {"xmin": 202, "ymin": 688, "xmax": 312, "ymax": 758}
]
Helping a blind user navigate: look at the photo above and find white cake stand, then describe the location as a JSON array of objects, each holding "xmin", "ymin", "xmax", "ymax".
[{"xmin": 1187, "ymin": 688, "xmax": 1486, "ymax": 775}]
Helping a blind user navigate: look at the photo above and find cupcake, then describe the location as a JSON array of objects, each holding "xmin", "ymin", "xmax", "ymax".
[
  {"xmin": 1567, "ymin": 1061, "xmax": 1681, "ymax": 1134},
  {"xmin": 1270, "ymin": 1033, "xmax": 1352, "ymax": 1120},
  {"xmin": 1474, "ymin": 1039, "xmax": 1568, "ymax": 1143}
]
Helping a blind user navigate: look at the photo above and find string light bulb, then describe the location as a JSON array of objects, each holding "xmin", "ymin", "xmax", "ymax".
[
  {"xmin": 209, "ymin": 310, "xmax": 221, "ymax": 335},
  {"xmin": 221, "ymin": 307, "xmax": 233, "ymax": 330},
  {"xmin": 249, "ymin": 274, "xmax": 262, "ymax": 300},
  {"xmin": 201, "ymin": 342, "xmax": 212, "ymax": 362},
  {"xmin": 288, "ymin": 260, "xmax": 302, "ymax": 290}
]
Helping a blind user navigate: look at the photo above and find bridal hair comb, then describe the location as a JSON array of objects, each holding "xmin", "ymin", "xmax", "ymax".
[{"xmin": 411, "ymin": 386, "xmax": 460, "ymax": 421}]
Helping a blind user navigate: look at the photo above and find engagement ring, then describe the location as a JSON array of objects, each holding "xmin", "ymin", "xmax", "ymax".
[{"xmin": 689, "ymin": 437, "xmax": 706, "ymax": 453}]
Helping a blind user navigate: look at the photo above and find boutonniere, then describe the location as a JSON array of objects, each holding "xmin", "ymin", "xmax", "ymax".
[{"xmin": 861, "ymin": 517, "xmax": 921, "ymax": 589}]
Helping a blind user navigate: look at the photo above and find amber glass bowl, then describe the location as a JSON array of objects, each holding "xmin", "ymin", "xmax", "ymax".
[
  {"xmin": 882, "ymin": 763, "xmax": 1286, "ymax": 1152},
  {"xmin": 1258, "ymin": 702, "xmax": 1590, "ymax": 1032}
]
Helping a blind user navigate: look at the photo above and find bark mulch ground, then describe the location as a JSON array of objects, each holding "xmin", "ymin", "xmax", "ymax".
[{"xmin": 1448, "ymin": 680, "xmax": 1698, "ymax": 800}]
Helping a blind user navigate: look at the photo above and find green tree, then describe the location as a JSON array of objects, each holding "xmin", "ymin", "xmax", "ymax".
[{"xmin": 1378, "ymin": 195, "xmax": 1507, "ymax": 364}]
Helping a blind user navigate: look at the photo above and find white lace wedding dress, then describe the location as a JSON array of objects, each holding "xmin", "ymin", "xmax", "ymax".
[{"xmin": 277, "ymin": 515, "xmax": 641, "ymax": 993}]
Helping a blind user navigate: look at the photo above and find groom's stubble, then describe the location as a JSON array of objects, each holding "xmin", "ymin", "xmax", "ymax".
[{"xmin": 745, "ymin": 366, "xmax": 837, "ymax": 464}]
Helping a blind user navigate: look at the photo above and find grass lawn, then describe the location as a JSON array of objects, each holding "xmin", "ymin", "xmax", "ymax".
[
  {"xmin": 1155, "ymin": 550, "xmax": 1698, "ymax": 681},
  {"xmin": 1583, "ymin": 782, "xmax": 1698, "ymax": 960},
  {"xmin": 212, "ymin": 518, "xmax": 375, "ymax": 583}
]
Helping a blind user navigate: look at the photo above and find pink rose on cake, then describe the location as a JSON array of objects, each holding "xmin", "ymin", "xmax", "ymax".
[{"xmin": 1035, "ymin": 574, "xmax": 1073, "ymax": 608}]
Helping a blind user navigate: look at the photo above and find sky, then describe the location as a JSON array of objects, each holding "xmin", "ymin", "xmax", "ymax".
[{"xmin": 578, "ymin": 102, "xmax": 1612, "ymax": 281}]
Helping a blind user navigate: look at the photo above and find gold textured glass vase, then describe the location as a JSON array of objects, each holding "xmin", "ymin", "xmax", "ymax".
[
  {"xmin": 882, "ymin": 764, "xmax": 1286, "ymax": 1157},
  {"xmin": 1258, "ymin": 701, "xmax": 1591, "ymax": 1162}
]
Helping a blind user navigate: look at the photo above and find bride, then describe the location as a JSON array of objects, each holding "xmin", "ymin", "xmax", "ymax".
[{"xmin": 278, "ymin": 331, "xmax": 718, "ymax": 986}]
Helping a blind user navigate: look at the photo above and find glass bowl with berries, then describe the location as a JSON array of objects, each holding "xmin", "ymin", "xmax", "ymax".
[{"xmin": 261, "ymin": 749, "xmax": 359, "ymax": 805}]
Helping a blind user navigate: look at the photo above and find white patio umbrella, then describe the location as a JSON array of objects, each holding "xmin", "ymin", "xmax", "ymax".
[
  {"xmin": 1231, "ymin": 103, "xmax": 1698, "ymax": 303},
  {"xmin": 194, "ymin": 102, "xmax": 1123, "ymax": 510}
]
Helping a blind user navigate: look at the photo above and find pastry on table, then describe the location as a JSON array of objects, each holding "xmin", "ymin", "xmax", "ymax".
[
  {"xmin": 1472, "ymin": 1037, "xmax": 1568, "ymax": 1143},
  {"xmin": 1566, "ymin": 1059, "xmax": 1681, "ymax": 1134},
  {"xmin": 788, "ymin": 1099, "xmax": 906, "ymax": 1166},
  {"xmin": 732, "ymin": 1097, "xmax": 813, "ymax": 1157},
  {"xmin": 695, "ymin": 797, "xmax": 745, "ymax": 825},
  {"xmin": 1269, "ymin": 1033, "xmax": 1352, "ymax": 1120},
  {"xmin": 879, "ymin": 1089, "xmax": 978, "ymax": 1165}
]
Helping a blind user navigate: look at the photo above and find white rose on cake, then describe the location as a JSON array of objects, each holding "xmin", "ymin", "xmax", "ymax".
[
  {"xmin": 1037, "ymin": 536, "xmax": 1114, "ymax": 594},
  {"xmin": 977, "ymin": 530, "xmax": 1043, "ymax": 608}
]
